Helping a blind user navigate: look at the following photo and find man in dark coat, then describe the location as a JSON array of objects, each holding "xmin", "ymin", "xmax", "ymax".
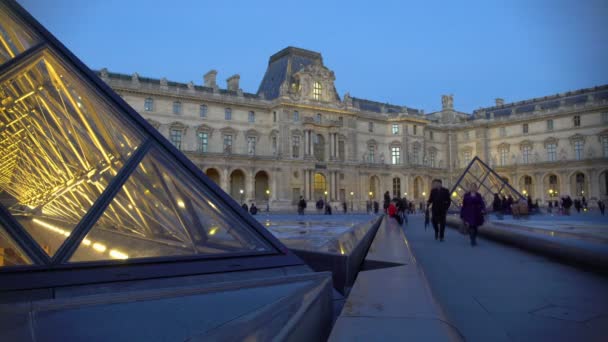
[
  {"xmin": 297, "ymin": 196, "xmax": 307, "ymax": 215},
  {"xmin": 427, "ymin": 179, "xmax": 451, "ymax": 241}
]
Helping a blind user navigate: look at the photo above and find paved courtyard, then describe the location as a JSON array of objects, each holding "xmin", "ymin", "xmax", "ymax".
[{"xmin": 402, "ymin": 214, "xmax": 608, "ymax": 342}]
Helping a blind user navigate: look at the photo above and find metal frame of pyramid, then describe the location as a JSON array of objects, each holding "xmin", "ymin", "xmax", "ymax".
[
  {"xmin": 449, "ymin": 156, "xmax": 526, "ymax": 209},
  {"xmin": 0, "ymin": 0, "xmax": 303, "ymax": 292}
]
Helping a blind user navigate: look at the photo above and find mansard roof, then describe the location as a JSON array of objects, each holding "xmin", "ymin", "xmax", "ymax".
[
  {"xmin": 473, "ymin": 85, "xmax": 608, "ymax": 119},
  {"xmin": 256, "ymin": 46, "xmax": 341, "ymax": 101},
  {"xmin": 351, "ymin": 97, "xmax": 421, "ymax": 115}
]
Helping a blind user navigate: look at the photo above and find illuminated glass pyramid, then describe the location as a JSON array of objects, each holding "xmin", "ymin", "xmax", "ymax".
[
  {"xmin": 0, "ymin": 0, "xmax": 301, "ymax": 289},
  {"xmin": 450, "ymin": 156, "xmax": 525, "ymax": 209}
]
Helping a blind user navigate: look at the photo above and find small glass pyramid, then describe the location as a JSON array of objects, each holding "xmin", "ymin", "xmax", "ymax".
[{"xmin": 450, "ymin": 156, "xmax": 525, "ymax": 209}]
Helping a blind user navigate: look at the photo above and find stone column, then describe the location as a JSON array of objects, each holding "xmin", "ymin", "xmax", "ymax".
[
  {"xmin": 304, "ymin": 130, "xmax": 309, "ymax": 157},
  {"xmin": 221, "ymin": 168, "xmax": 229, "ymax": 192},
  {"xmin": 247, "ymin": 168, "xmax": 255, "ymax": 203}
]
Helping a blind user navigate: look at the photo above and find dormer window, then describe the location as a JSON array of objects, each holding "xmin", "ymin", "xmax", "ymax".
[{"xmin": 313, "ymin": 81, "xmax": 322, "ymax": 100}]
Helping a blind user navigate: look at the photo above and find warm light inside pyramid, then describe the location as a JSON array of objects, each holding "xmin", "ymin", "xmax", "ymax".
[{"xmin": 0, "ymin": 7, "xmax": 273, "ymax": 267}]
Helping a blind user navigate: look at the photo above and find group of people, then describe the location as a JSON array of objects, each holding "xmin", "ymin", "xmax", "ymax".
[{"xmin": 241, "ymin": 202, "xmax": 258, "ymax": 215}]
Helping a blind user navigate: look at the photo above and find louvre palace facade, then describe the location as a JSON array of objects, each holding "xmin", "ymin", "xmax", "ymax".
[{"xmin": 98, "ymin": 47, "xmax": 608, "ymax": 211}]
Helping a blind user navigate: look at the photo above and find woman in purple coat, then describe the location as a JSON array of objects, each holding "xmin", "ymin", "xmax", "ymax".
[{"xmin": 460, "ymin": 183, "xmax": 486, "ymax": 246}]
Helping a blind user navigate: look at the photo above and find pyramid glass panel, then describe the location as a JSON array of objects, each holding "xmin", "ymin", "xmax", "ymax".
[
  {"xmin": 0, "ymin": 2, "xmax": 40, "ymax": 66},
  {"xmin": 0, "ymin": 53, "xmax": 142, "ymax": 257},
  {"xmin": 0, "ymin": 221, "xmax": 31, "ymax": 267},
  {"xmin": 450, "ymin": 157, "xmax": 525, "ymax": 209},
  {"xmin": 69, "ymin": 146, "xmax": 274, "ymax": 263}
]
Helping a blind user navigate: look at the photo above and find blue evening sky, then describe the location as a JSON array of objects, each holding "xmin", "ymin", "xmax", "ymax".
[{"xmin": 18, "ymin": 0, "xmax": 608, "ymax": 113}]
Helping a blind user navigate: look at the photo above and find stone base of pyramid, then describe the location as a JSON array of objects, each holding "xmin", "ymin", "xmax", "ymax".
[{"xmin": 1, "ymin": 267, "xmax": 333, "ymax": 341}]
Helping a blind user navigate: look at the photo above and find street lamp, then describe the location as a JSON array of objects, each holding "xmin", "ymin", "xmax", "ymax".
[
  {"xmin": 350, "ymin": 191, "xmax": 354, "ymax": 212},
  {"xmin": 265, "ymin": 189, "xmax": 270, "ymax": 212},
  {"xmin": 368, "ymin": 191, "xmax": 373, "ymax": 199},
  {"xmin": 239, "ymin": 189, "xmax": 244, "ymax": 204}
]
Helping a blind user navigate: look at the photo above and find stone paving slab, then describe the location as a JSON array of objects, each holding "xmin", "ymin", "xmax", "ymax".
[{"xmin": 329, "ymin": 217, "xmax": 462, "ymax": 341}]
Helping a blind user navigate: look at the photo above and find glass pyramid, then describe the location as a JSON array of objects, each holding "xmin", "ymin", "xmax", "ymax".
[
  {"xmin": 450, "ymin": 156, "xmax": 525, "ymax": 209},
  {"xmin": 0, "ymin": 0, "xmax": 300, "ymax": 289}
]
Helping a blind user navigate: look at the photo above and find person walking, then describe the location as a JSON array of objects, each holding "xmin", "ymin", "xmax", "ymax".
[
  {"xmin": 342, "ymin": 201, "xmax": 347, "ymax": 214},
  {"xmin": 383, "ymin": 191, "xmax": 391, "ymax": 213},
  {"xmin": 316, "ymin": 198, "xmax": 324, "ymax": 214},
  {"xmin": 460, "ymin": 182, "xmax": 485, "ymax": 246},
  {"xmin": 241, "ymin": 203, "xmax": 249, "ymax": 212},
  {"xmin": 297, "ymin": 196, "xmax": 307, "ymax": 215},
  {"xmin": 427, "ymin": 179, "xmax": 451, "ymax": 241},
  {"xmin": 598, "ymin": 199, "xmax": 605, "ymax": 215},
  {"xmin": 492, "ymin": 193, "xmax": 502, "ymax": 220}
]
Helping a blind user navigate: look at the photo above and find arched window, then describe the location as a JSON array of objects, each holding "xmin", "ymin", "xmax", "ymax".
[{"xmin": 313, "ymin": 81, "xmax": 322, "ymax": 100}]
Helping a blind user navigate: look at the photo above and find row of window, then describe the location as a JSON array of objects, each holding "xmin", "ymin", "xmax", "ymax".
[
  {"xmin": 495, "ymin": 136, "xmax": 607, "ymax": 166},
  {"xmin": 497, "ymin": 115, "xmax": 587, "ymax": 138}
]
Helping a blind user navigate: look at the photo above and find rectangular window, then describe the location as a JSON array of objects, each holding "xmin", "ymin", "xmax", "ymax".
[
  {"xmin": 430, "ymin": 131, "xmax": 434, "ymax": 140},
  {"xmin": 173, "ymin": 101, "xmax": 181, "ymax": 115},
  {"xmin": 144, "ymin": 98, "xmax": 154, "ymax": 112},
  {"xmin": 338, "ymin": 116, "xmax": 343, "ymax": 126},
  {"xmin": 368, "ymin": 122, "xmax": 374, "ymax": 132},
  {"xmin": 391, "ymin": 146, "xmax": 401, "ymax": 165},
  {"xmin": 197, "ymin": 132, "xmax": 208, "ymax": 153},
  {"xmin": 199, "ymin": 104, "xmax": 208, "ymax": 118},
  {"xmin": 573, "ymin": 115, "xmax": 580, "ymax": 127},
  {"xmin": 248, "ymin": 111, "xmax": 255, "ymax": 123},
  {"xmin": 293, "ymin": 110, "xmax": 299, "ymax": 122},
  {"xmin": 412, "ymin": 146, "xmax": 419, "ymax": 164},
  {"xmin": 429, "ymin": 151, "xmax": 436, "ymax": 168},
  {"xmin": 392, "ymin": 124, "xmax": 399, "ymax": 135},
  {"xmin": 574, "ymin": 140, "xmax": 584, "ymax": 160},
  {"xmin": 602, "ymin": 112, "xmax": 608, "ymax": 124},
  {"xmin": 223, "ymin": 134, "xmax": 233, "ymax": 153},
  {"xmin": 368, "ymin": 145, "xmax": 375, "ymax": 163},
  {"xmin": 523, "ymin": 123, "xmax": 528, "ymax": 134},
  {"xmin": 392, "ymin": 178, "xmax": 401, "ymax": 198},
  {"xmin": 315, "ymin": 113, "xmax": 321, "ymax": 123},
  {"xmin": 522, "ymin": 145, "xmax": 531, "ymax": 164},
  {"xmin": 464, "ymin": 131, "xmax": 469, "ymax": 140},
  {"xmin": 547, "ymin": 143, "xmax": 556, "ymax": 161},
  {"xmin": 499, "ymin": 148, "xmax": 508, "ymax": 166},
  {"xmin": 547, "ymin": 119, "xmax": 553, "ymax": 131},
  {"xmin": 273, "ymin": 111, "xmax": 277, "ymax": 122},
  {"xmin": 272, "ymin": 136, "xmax": 277, "ymax": 155},
  {"xmin": 247, "ymin": 136, "xmax": 256, "ymax": 155},
  {"xmin": 603, "ymin": 136, "xmax": 608, "ymax": 157},
  {"xmin": 338, "ymin": 140, "xmax": 345, "ymax": 161},
  {"xmin": 170, "ymin": 129, "xmax": 182, "ymax": 149},
  {"xmin": 225, "ymin": 108, "xmax": 232, "ymax": 120},
  {"xmin": 292, "ymin": 135, "xmax": 300, "ymax": 158},
  {"xmin": 499, "ymin": 127, "xmax": 506, "ymax": 137},
  {"xmin": 463, "ymin": 151, "xmax": 471, "ymax": 167},
  {"xmin": 413, "ymin": 125, "xmax": 417, "ymax": 135},
  {"xmin": 313, "ymin": 81, "xmax": 322, "ymax": 100}
]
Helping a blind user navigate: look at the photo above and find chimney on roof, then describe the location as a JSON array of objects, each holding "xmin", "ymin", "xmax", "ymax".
[
  {"xmin": 495, "ymin": 98, "xmax": 504, "ymax": 106},
  {"xmin": 226, "ymin": 74, "xmax": 240, "ymax": 91},
  {"xmin": 204, "ymin": 70, "xmax": 217, "ymax": 88}
]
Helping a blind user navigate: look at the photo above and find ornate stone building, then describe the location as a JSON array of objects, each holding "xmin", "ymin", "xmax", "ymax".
[{"xmin": 98, "ymin": 47, "xmax": 608, "ymax": 211}]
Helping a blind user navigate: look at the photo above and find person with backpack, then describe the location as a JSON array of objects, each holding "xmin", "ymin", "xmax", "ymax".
[{"xmin": 460, "ymin": 182, "xmax": 485, "ymax": 246}]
